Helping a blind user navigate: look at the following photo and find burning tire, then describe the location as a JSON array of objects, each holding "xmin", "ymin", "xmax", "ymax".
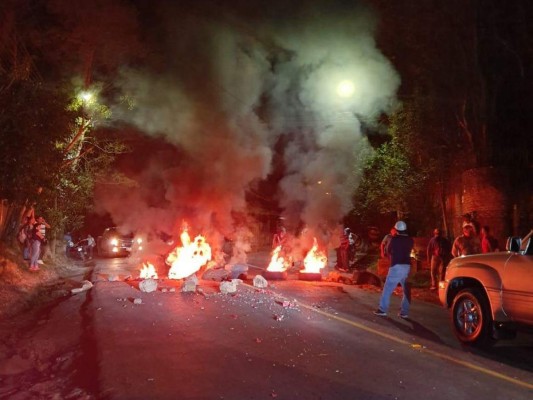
[
  {"xmin": 298, "ymin": 272, "xmax": 322, "ymax": 281},
  {"xmin": 262, "ymin": 270, "xmax": 288, "ymax": 280}
]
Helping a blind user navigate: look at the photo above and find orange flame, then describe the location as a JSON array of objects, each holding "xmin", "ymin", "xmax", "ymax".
[
  {"xmin": 301, "ymin": 238, "xmax": 327, "ymax": 273},
  {"xmin": 139, "ymin": 262, "xmax": 158, "ymax": 279},
  {"xmin": 266, "ymin": 245, "xmax": 288, "ymax": 272},
  {"xmin": 167, "ymin": 230, "xmax": 212, "ymax": 280}
]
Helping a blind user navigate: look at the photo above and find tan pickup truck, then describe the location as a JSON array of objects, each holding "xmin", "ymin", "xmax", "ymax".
[{"xmin": 439, "ymin": 232, "xmax": 533, "ymax": 347}]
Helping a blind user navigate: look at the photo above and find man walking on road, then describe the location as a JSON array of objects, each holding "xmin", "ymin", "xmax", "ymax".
[{"xmin": 374, "ymin": 221, "xmax": 414, "ymax": 319}]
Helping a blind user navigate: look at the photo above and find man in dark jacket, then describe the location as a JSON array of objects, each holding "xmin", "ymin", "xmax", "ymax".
[
  {"xmin": 374, "ymin": 221, "xmax": 414, "ymax": 319},
  {"xmin": 427, "ymin": 228, "xmax": 451, "ymax": 290}
]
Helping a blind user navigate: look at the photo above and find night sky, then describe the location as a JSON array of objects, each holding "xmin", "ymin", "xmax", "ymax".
[{"xmin": 2, "ymin": 0, "xmax": 530, "ymax": 244}]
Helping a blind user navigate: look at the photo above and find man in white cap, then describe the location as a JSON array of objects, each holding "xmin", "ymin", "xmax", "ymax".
[{"xmin": 374, "ymin": 220, "xmax": 414, "ymax": 319}]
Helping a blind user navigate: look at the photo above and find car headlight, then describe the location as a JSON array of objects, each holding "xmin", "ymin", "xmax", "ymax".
[
  {"xmin": 110, "ymin": 238, "xmax": 118, "ymax": 246},
  {"xmin": 137, "ymin": 238, "xmax": 143, "ymax": 244}
]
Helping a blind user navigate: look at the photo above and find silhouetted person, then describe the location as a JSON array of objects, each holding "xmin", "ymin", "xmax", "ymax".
[
  {"xmin": 374, "ymin": 221, "xmax": 413, "ymax": 319},
  {"xmin": 427, "ymin": 228, "xmax": 451, "ymax": 289}
]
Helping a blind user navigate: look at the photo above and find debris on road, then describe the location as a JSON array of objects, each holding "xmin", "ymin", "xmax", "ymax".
[
  {"xmin": 202, "ymin": 267, "xmax": 229, "ymax": 281},
  {"xmin": 226, "ymin": 263, "xmax": 248, "ymax": 279},
  {"xmin": 139, "ymin": 278, "xmax": 158, "ymax": 293},
  {"xmin": 182, "ymin": 275, "xmax": 198, "ymax": 293},
  {"xmin": 219, "ymin": 279, "xmax": 239, "ymax": 294},
  {"xmin": 274, "ymin": 298, "xmax": 292, "ymax": 308},
  {"xmin": 253, "ymin": 275, "xmax": 268, "ymax": 288},
  {"xmin": 71, "ymin": 280, "xmax": 93, "ymax": 295}
]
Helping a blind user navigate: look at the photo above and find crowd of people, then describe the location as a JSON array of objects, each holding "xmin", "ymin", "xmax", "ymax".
[
  {"xmin": 16, "ymin": 209, "xmax": 98, "ymax": 271},
  {"xmin": 373, "ymin": 216, "xmax": 506, "ymax": 319},
  {"xmin": 17, "ymin": 212, "xmax": 51, "ymax": 272}
]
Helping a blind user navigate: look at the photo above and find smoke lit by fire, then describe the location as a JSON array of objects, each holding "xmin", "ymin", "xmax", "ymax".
[{"xmin": 94, "ymin": 1, "xmax": 400, "ymax": 261}]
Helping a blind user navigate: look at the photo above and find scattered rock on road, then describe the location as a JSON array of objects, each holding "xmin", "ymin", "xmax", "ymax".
[
  {"xmin": 253, "ymin": 275, "xmax": 268, "ymax": 289},
  {"xmin": 219, "ymin": 280, "xmax": 238, "ymax": 294},
  {"xmin": 139, "ymin": 278, "xmax": 158, "ymax": 293},
  {"xmin": 71, "ymin": 280, "xmax": 93, "ymax": 295},
  {"xmin": 182, "ymin": 275, "xmax": 198, "ymax": 293}
]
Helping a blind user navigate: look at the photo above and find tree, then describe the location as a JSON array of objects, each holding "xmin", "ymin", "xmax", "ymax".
[
  {"xmin": 358, "ymin": 0, "xmax": 533, "ymax": 232},
  {"xmin": 0, "ymin": 0, "xmax": 143, "ymax": 244},
  {"xmin": 352, "ymin": 100, "xmax": 433, "ymax": 229}
]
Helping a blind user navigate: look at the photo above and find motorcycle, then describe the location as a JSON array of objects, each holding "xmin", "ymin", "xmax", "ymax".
[{"xmin": 67, "ymin": 239, "xmax": 90, "ymax": 261}]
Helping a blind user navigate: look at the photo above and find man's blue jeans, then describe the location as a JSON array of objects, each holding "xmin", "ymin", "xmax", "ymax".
[{"xmin": 379, "ymin": 264, "xmax": 411, "ymax": 315}]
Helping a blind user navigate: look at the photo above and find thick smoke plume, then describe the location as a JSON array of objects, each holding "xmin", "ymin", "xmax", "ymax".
[{"xmin": 96, "ymin": 0, "xmax": 400, "ymax": 261}]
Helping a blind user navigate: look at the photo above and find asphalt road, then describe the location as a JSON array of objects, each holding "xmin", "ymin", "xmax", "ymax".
[{"xmin": 1, "ymin": 254, "xmax": 532, "ymax": 400}]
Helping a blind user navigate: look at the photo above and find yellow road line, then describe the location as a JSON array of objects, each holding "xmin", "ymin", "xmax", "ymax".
[
  {"xmin": 299, "ymin": 303, "xmax": 533, "ymax": 391},
  {"xmin": 242, "ymin": 282, "xmax": 533, "ymax": 391}
]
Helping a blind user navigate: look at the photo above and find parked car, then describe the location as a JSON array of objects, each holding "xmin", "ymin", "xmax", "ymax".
[
  {"xmin": 97, "ymin": 227, "xmax": 138, "ymax": 257},
  {"xmin": 67, "ymin": 239, "xmax": 90, "ymax": 261},
  {"xmin": 439, "ymin": 234, "xmax": 533, "ymax": 347}
]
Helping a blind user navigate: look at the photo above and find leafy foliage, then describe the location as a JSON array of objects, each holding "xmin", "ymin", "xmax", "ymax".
[
  {"xmin": 0, "ymin": 82, "xmax": 72, "ymax": 203},
  {"xmin": 0, "ymin": 0, "xmax": 142, "ymax": 241},
  {"xmin": 352, "ymin": 100, "xmax": 436, "ymax": 230}
]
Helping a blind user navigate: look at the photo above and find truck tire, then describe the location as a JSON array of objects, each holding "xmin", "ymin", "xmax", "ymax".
[{"xmin": 450, "ymin": 287, "xmax": 496, "ymax": 348}]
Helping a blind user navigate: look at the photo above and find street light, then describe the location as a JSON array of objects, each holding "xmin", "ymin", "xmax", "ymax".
[{"xmin": 79, "ymin": 90, "xmax": 93, "ymax": 102}]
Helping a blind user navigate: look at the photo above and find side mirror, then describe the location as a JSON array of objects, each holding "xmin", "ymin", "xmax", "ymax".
[
  {"xmin": 524, "ymin": 238, "xmax": 533, "ymax": 256},
  {"xmin": 506, "ymin": 236, "xmax": 521, "ymax": 253}
]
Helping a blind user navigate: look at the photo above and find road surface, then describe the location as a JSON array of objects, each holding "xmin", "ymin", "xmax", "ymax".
[{"xmin": 0, "ymin": 254, "xmax": 532, "ymax": 399}]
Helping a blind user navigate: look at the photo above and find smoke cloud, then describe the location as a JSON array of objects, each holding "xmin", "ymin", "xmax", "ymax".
[{"xmin": 97, "ymin": 0, "xmax": 400, "ymax": 260}]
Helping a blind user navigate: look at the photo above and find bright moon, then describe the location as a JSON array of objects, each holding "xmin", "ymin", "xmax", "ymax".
[{"xmin": 337, "ymin": 80, "xmax": 355, "ymax": 98}]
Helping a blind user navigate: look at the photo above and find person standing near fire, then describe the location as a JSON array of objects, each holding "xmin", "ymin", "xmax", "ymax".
[
  {"xmin": 272, "ymin": 226, "xmax": 287, "ymax": 249},
  {"xmin": 335, "ymin": 228, "xmax": 351, "ymax": 272},
  {"xmin": 426, "ymin": 228, "xmax": 451, "ymax": 290},
  {"xmin": 380, "ymin": 227, "xmax": 397, "ymax": 258},
  {"xmin": 480, "ymin": 225, "xmax": 499, "ymax": 253},
  {"xmin": 86, "ymin": 234, "xmax": 96, "ymax": 259},
  {"xmin": 452, "ymin": 224, "xmax": 481, "ymax": 257},
  {"xmin": 374, "ymin": 221, "xmax": 413, "ymax": 319}
]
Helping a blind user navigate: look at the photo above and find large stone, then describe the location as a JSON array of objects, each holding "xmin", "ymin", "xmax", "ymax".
[
  {"xmin": 71, "ymin": 280, "xmax": 93, "ymax": 295},
  {"xmin": 219, "ymin": 280, "xmax": 238, "ymax": 294},
  {"xmin": 182, "ymin": 275, "xmax": 198, "ymax": 292},
  {"xmin": 139, "ymin": 278, "xmax": 158, "ymax": 293},
  {"xmin": 202, "ymin": 268, "xmax": 230, "ymax": 282},
  {"xmin": 253, "ymin": 275, "xmax": 268, "ymax": 288}
]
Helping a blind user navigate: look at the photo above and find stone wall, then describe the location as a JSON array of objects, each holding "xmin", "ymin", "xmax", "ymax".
[{"xmin": 461, "ymin": 167, "xmax": 511, "ymax": 244}]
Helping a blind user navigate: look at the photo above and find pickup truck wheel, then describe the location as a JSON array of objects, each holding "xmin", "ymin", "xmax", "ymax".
[{"xmin": 451, "ymin": 287, "xmax": 496, "ymax": 348}]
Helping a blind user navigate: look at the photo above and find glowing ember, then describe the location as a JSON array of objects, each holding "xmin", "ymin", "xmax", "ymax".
[
  {"xmin": 167, "ymin": 230, "xmax": 212, "ymax": 280},
  {"xmin": 301, "ymin": 238, "xmax": 327, "ymax": 273},
  {"xmin": 139, "ymin": 262, "xmax": 158, "ymax": 279},
  {"xmin": 267, "ymin": 245, "xmax": 289, "ymax": 272}
]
